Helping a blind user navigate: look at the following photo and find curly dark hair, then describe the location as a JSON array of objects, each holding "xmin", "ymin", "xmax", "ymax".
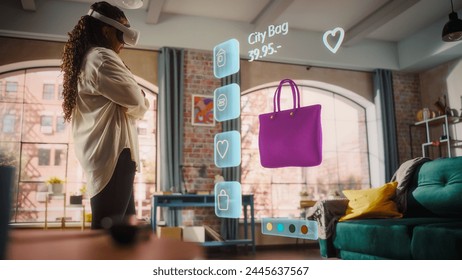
[{"xmin": 61, "ymin": 1, "xmax": 126, "ymax": 122}]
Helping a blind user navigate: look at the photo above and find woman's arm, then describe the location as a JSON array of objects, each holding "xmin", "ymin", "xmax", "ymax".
[{"xmin": 96, "ymin": 49, "xmax": 149, "ymax": 119}]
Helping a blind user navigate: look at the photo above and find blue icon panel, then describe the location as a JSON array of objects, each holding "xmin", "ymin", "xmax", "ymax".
[
  {"xmin": 214, "ymin": 181, "xmax": 242, "ymax": 218},
  {"xmin": 214, "ymin": 83, "xmax": 240, "ymax": 122},
  {"xmin": 213, "ymin": 39, "xmax": 240, "ymax": 79},
  {"xmin": 214, "ymin": 130, "xmax": 241, "ymax": 168},
  {"xmin": 261, "ymin": 218, "xmax": 318, "ymax": 240}
]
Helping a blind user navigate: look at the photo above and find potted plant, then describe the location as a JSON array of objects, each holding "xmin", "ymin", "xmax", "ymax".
[
  {"xmin": 299, "ymin": 190, "xmax": 310, "ymax": 201},
  {"xmin": 70, "ymin": 184, "xmax": 86, "ymax": 205},
  {"xmin": 0, "ymin": 149, "xmax": 16, "ymax": 199},
  {"xmin": 79, "ymin": 184, "xmax": 87, "ymax": 198},
  {"xmin": 0, "ymin": 151, "xmax": 16, "ymax": 188},
  {"xmin": 46, "ymin": 176, "xmax": 64, "ymax": 194},
  {"xmin": 70, "ymin": 193, "xmax": 82, "ymax": 205}
]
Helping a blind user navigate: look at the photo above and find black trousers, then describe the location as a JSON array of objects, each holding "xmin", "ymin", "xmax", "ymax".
[{"xmin": 90, "ymin": 148, "xmax": 136, "ymax": 229}]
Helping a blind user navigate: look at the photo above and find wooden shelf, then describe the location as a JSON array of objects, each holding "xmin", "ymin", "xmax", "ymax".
[{"xmin": 414, "ymin": 115, "xmax": 460, "ymax": 126}]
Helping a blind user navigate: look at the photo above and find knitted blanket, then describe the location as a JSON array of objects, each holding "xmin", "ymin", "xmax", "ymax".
[
  {"xmin": 391, "ymin": 157, "xmax": 432, "ymax": 213},
  {"xmin": 306, "ymin": 198, "xmax": 348, "ymax": 240}
]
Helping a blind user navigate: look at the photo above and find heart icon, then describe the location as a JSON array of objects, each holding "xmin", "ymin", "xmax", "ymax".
[
  {"xmin": 323, "ymin": 27, "xmax": 345, "ymax": 54},
  {"xmin": 216, "ymin": 140, "xmax": 229, "ymax": 159}
]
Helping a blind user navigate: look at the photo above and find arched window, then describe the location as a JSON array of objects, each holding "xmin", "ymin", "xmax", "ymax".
[
  {"xmin": 0, "ymin": 63, "xmax": 157, "ymax": 225},
  {"xmin": 241, "ymin": 81, "xmax": 380, "ymax": 219}
]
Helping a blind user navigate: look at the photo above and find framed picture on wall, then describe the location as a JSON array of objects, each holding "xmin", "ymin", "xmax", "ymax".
[{"xmin": 192, "ymin": 94, "xmax": 215, "ymax": 126}]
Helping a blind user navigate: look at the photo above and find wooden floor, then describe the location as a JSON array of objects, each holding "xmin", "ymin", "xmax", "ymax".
[
  {"xmin": 9, "ymin": 226, "xmax": 327, "ymax": 260},
  {"xmin": 205, "ymin": 243, "xmax": 324, "ymax": 260}
]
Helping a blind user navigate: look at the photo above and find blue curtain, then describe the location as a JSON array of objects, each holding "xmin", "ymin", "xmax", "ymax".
[
  {"xmin": 220, "ymin": 73, "xmax": 241, "ymax": 240},
  {"xmin": 374, "ymin": 69, "xmax": 399, "ymax": 181},
  {"xmin": 0, "ymin": 166, "xmax": 14, "ymax": 259},
  {"xmin": 157, "ymin": 47, "xmax": 184, "ymax": 225}
]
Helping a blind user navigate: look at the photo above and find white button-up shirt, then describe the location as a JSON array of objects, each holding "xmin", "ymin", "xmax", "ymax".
[{"xmin": 72, "ymin": 47, "xmax": 150, "ymax": 198}]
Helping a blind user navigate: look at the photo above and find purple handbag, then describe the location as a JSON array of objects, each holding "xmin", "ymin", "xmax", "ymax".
[{"xmin": 258, "ymin": 79, "xmax": 322, "ymax": 168}]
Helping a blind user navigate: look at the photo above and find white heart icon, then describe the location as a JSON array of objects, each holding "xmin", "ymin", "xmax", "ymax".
[
  {"xmin": 216, "ymin": 140, "xmax": 229, "ymax": 159},
  {"xmin": 323, "ymin": 27, "xmax": 345, "ymax": 54}
]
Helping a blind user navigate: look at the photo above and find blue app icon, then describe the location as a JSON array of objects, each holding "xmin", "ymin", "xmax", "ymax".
[
  {"xmin": 261, "ymin": 218, "xmax": 318, "ymax": 240},
  {"xmin": 214, "ymin": 130, "xmax": 241, "ymax": 168},
  {"xmin": 214, "ymin": 181, "xmax": 242, "ymax": 218},
  {"xmin": 214, "ymin": 83, "xmax": 240, "ymax": 122},
  {"xmin": 213, "ymin": 39, "xmax": 240, "ymax": 79}
]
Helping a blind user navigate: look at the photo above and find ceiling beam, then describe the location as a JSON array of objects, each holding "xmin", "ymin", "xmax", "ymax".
[
  {"xmin": 21, "ymin": 0, "xmax": 36, "ymax": 11},
  {"xmin": 146, "ymin": 0, "xmax": 166, "ymax": 24},
  {"xmin": 251, "ymin": 0, "xmax": 294, "ymax": 30},
  {"xmin": 344, "ymin": 0, "xmax": 420, "ymax": 46}
]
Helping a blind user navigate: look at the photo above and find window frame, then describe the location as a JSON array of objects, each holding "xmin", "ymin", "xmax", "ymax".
[
  {"xmin": 5, "ymin": 81, "xmax": 18, "ymax": 93},
  {"xmin": 240, "ymin": 80, "xmax": 384, "ymax": 218},
  {"xmin": 42, "ymin": 83, "xmax": 55, "ymax": 100},
  {"xmin": 0, "ymin": 61, "xmax": 159, "ymax": 224}
]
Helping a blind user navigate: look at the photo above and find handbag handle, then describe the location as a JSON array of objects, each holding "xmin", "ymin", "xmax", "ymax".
[{"xmin": 273, "ymin": 79, "xmax": 300, "ymax": 113}]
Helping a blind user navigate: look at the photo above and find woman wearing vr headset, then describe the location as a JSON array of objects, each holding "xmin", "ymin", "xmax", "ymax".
[{"xmin": 61, "ymin": 1, "xmax": 149, "ymax": 229}]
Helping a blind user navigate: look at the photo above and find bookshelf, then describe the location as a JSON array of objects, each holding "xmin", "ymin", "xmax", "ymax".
[{"xmin": 410, "ymin": 115, "xmax": 460, "ymax": 158}]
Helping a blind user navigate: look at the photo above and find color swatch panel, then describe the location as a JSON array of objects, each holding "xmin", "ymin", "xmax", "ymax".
[{"xmin": 261, "ymin": 218, "xmax": 318, "ymax": 240}]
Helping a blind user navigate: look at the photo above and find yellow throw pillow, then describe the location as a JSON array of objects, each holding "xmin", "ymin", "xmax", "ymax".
[{"xmin": 339, "ymin": 181, "xmax": 403, "ymax": 221}]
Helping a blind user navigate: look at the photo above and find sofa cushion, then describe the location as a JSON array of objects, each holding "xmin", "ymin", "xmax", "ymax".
[
  {"xmin": 411, "ymin": 222, "xmax": 462, "ymax": 259},
  {"xmin": 338, "ymin": 250, "xmax": 388, "ymax": 260},
  {"xmin": 334, "ymin": 218, "xmax": 460, "ymax": 259},
  {"xmin": 409, "ymin": 157, "xmax": 462, "ymax": 217},
  {"xmin": 339, "ymin": 182, "xmax": 402, "ymax": 221}
]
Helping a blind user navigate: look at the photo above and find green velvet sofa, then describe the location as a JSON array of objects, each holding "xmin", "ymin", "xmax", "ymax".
[{"xmin": 319, "ymin": 156, "xmax": 462, "ymax": 260}]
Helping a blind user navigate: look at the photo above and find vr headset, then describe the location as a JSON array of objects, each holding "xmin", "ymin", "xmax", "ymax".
[{"xmin": 87, "ymin": 9, "xmax": 139, "ymax": 46}]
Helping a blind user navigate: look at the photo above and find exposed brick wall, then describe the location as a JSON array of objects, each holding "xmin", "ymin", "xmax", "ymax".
[
  {"xmin": 392, "ymin": 71, "xmax": 425, "ymax": 164},
  {"xmin": 182, "ymin": 49, "xmax": 222, "ymax": 231}
]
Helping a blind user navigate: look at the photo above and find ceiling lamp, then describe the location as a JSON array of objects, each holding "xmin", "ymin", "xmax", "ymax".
[
  {"xmin": 442, "ymin": 0, "xmax": 462, "ymax": 41},
  {"xmin": 114, "ymin": 0, "xmax": 143, "ymax": 9}
]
